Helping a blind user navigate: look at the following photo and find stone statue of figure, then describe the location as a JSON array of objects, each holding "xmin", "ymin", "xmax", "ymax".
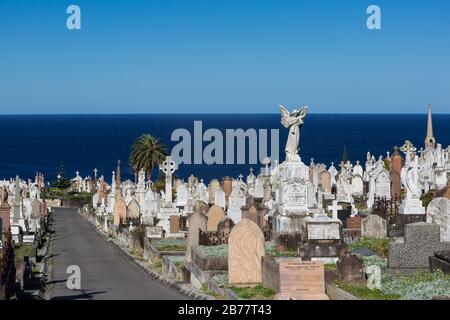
[
  {"xmin": 400, "ymin": 141, "xmax": 421, "ymax": 200},
  {"xmin": 279, "ymin": 105, "xmax": 308, "ymax": 162}
]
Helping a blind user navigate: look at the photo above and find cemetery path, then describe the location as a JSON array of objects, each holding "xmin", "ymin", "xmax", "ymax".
[{"xmin": 50, "ymin": 207, "xmax": 188, "ymax": 300}]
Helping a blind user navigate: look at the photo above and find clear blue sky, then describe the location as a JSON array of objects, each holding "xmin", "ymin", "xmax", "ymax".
[{"xmin": 0, "ymin": 0, "xmax": 449, "ymax": 114}]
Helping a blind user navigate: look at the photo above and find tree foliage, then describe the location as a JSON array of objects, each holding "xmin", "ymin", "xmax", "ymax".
[{"xmin": 129, "ymin": 134, "xmax": 168, "ymax": 179}]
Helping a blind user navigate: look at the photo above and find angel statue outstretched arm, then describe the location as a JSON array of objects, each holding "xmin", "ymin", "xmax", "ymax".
[{"xmin": 279, "ymin": 105, "xmax": 308, "ymax": 162}]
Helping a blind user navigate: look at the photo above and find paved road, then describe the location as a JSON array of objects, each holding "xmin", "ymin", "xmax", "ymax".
[{"xmin": 50, "ymin": 207, "xmax": 187, "ymax": 300}]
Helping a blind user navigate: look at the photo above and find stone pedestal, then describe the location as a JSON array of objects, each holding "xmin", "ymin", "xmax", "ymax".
[
  {"xmin": 273, "ymin": 160, "xmax": 312, "ymax": 234},
  {"xmin": 399, "ymin": 199, "xmax": 425, "ymax": 215}
]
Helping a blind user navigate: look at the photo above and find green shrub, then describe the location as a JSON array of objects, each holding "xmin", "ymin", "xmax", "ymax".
[
  {"xmin": 212, "ymin": 273, "xmax": 229, "ymax": 288},
  {"xmin": 198, "ymin": 244, "xmax": 228, "ymax": 257},
  {"xmin": 348, "ymin": 238, "xmax": 390, "ymax": 257},
  {"xmin": 265, "ymin": 241, "xmax": 299, "ymax": 257},
  {"xmin": 381, "ymin": 270, "xmax": 450, "ymax": 300},
  {"xmin": 231, "ymin": 285, "xmax": 276, "ymax": 300},
  {"xmin": 335, "ymin": 281, "xmax": 399, "ymax": 300},
  {"xmin": 152, "ymin": 238, "xmax": 186, "ymax": 251},
  {"xmin": 130, "ymin": 224, "xmax": 146, "ymax": 249}
]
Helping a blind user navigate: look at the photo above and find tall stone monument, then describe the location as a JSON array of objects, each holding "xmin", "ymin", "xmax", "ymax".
[{"xmin": 272, "ymin": 105, "xmax": 313, "ymax": 234}]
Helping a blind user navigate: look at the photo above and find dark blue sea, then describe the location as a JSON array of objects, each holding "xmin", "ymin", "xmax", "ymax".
[{"xmin": 0, "ymin": 114, "xmax": 448, "ymax": 183}]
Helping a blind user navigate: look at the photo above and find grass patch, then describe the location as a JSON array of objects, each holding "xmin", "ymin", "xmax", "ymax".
[
  {"xmin": 334, "ymin": 281, "xmax": 400, "ymax": 300},
  {"xmin": 324, "ymin": 263, "xmax": 337, "ymax": 271},
  {"xmin": 230, "ymin": 285, "xmax": 277, "ymax": 300},
  {"xmin": 198, "ymin": 244, "xmax": 228, "ymax": 257},
  {"xmin": 152, "ymin": 239, "xmax": 186, "ymax": 252},
  {"xmin": 348, "ymin": 238, "xmax": 390, "ymax": 257},
  {"xmin": 381, "ymin": 270, "xmax": 450, "ymax": 300},
  {"xmin": 14, "ymin": 245, "xmax": 34, "ymax": 262},
  {"xmin": 265, "ymin": 241, "xmax": 299, "ymax": 257},
  {"xmin": 150, "ymin": 260, "xmax": 162, "ymax": 273}
]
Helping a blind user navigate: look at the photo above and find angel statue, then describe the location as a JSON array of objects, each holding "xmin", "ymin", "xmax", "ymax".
[{"xmin": 279, "ymin": 105, "xmax": 308, "ymax": 162}]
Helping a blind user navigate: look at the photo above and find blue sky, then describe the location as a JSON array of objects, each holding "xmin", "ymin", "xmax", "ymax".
[{"xmin": 0, "ymin": 0, "xmax": 449, "ymax": 114}]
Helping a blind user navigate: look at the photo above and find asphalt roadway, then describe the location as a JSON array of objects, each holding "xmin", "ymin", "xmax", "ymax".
[{"xmin": 50, "ymin": 207, "xmax": 187, "ymax": 300}]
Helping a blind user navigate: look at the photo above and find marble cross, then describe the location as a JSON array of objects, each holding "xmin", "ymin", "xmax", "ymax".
[
  {"xmin": 160, "ymin": 156, "xmax": 178, "ymax": 204},
  {"xmin": 328, "ymin": 200, "xmax": 342, "ymax": 220}
]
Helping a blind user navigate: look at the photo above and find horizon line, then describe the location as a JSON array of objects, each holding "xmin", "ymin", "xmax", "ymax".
[{"xmin": 0, "ymin": 112, "xmax": 448, "ymax": 116}]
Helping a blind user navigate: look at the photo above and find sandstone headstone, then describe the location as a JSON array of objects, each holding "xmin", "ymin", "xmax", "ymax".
[
  {"xmin": 241, "ymin": 200, "xmax": 266, "ymax": 232},
  {"xmin": 113, "ymin": 199, "xmax": 127, "ymax": 226},
  {"xmin": 127, "ymin": 199, "xmax": 140, "ymax": 219},
  {"xmin": 319, "ymin": 170, "xmax": 332, "ymax": 193},
  {"xmin": 277, "ymin": 260, "xmax": 328, "ymax": 300},
  {"xmin": 228, "ymin": 218, "xmax": 265, "ymax": 285},
  {"xmin": 206, "ymin": 204, "xmax": 225, "ymax": 232},
  {"xmin": 0, "ymin": 201, "xmax": 11, "ymax": 234},
  {"xmin": 346, "ymin": 216, "xmax": 363, "ymax": 230},
  {"xmin": 170, "ymin": 215, "xmax": 180, "ymax": 233},
  {"xmin": 390, "ymin": 147, "xmax": 402, "ymax": 199},
  {"xmin": 337, "ymin": 254, "xmax": 365, "ymax": 284}
]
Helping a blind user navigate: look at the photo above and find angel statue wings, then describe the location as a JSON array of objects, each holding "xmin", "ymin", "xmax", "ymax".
[{"xmin": 279, "ymin": 105, "xmax": 308, "ymax": 162}]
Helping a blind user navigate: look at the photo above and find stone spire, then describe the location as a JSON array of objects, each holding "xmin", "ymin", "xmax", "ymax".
[
  {"xmin": 425, "ymin": 104, "xmax": 436, "ymax": 149},
  {"xmin": 115, "ymin": 160, "xmax": 122, "ymax": 198}
]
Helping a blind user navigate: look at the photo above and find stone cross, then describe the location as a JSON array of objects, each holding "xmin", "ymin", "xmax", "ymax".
[
  {"xmin": 328, "ymin": 200, "xmax": 342, "ymax": 220},
  {"xmin": 262, "ymin": 157, "xmax": 271, "ymax": 176},
  {"xmin": 159, "ymin": 156, "xmax": 178, "ymax": 205}
]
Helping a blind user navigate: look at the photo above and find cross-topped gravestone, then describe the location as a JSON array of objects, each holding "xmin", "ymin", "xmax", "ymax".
[
  {"xmin": 328, "ymin": 200, "xmax": 342, "ymax": 220},
  {"xmin": 159, "ymin": 156, "xmax": 178, "ymax": 205}
]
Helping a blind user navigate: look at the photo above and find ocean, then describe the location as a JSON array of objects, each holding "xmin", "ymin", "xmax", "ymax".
[{"xmin": 0, "ymin": 114, "xmax": 448, "ymax": 183}]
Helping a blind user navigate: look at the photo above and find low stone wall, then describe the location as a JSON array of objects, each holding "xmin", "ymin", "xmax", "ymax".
[
  {"xmin": 191, "ymin": 248, "xmax": 228, "ymax": 271},
  {"xmin": 143, "ymin": 238, "xmax": 184, "ymax": 263},
  {"xmin": 325, "ymin": 283, "xmax": 359, "ymax": 300}
]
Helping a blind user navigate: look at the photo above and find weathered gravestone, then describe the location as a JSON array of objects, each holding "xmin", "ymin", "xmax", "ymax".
[
  {"xmin": 127, "ymin": 199, "xmax": 140, "ymax": 219},
  {"xmin": 426, "ymin": 197, "xmax": 450, "ymax": 242},
  {"xmin": 277, "ymin": 260, "xmax": 329, "ymax": 300},
  {"xmin": 228, "ymin": 218, "xmax": 265, "ymax": 285},
  {"xmin": 185, "ymin": 202, "xmax": 208, "ymax": 263},
  {"xmin": 337, "ymin": 254, "xmax": 365, "ymax": 284},
  {"xmin": 241, "ymin": 198, "xmax": 267, "ymax": 232},
  {"xmin": 227, "ymin": 191, "xmax": 245, "ymax": 225},
  {"xmin": 206, "ymin": 205, "xmax": 225, "ymax": 232},
  {"xmin": 429, "ymin": 251, "xmax": 450, "ymax": 274},
  {"xmin": 0, "ymin": 201, "xmax": 11, "ymax": 234},
  {"xmin": 113, "ymin": 199, "xmax": 127, "ymax": 226},
  {"xmin": 366, "ymin": 265, "xmax": 382, "ymax": 290},
  {"xmin": 146, "ymin": 226, "xmax": 163, "ymax": 239},
  {"xmin": 388, "ymin": 222, "xmax": 450, "ymax": 273},
  {"xmin": 361, "ymin": 214, "xmax": 387, "ymax": 239},
  {"xmin": 217, "ymin": 218, "xmax": 234, "ymax": 238},
  {"xmin": 170, "ymin": 215, "xmax": 180, "ymax": 233}
]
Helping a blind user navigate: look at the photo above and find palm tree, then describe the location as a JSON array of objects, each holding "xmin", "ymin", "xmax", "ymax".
[{"xmin": 129, "ymin": 134, "xmax": 168, "ymax": 179}]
